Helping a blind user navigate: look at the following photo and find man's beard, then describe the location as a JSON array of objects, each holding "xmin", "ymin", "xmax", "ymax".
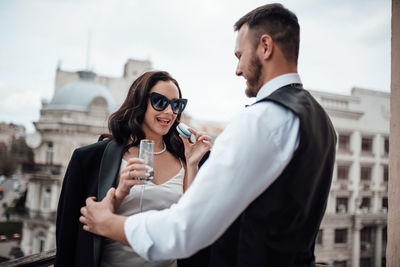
[{"xmin": 245, "ymin": 55, "xmax": 263, "ymax": 98}]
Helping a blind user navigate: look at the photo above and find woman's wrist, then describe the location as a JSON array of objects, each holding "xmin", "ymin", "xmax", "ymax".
[
  {"xmin": 187, "ymin": 163, "xmax": 199, "ymax": 172},
  {"xmin": 186, "ymin": 158, "xmax": 199, "ymax": 168},
  {"xmin": 114, "ymin": 189, "xmax": 126, "ymax": 208}
]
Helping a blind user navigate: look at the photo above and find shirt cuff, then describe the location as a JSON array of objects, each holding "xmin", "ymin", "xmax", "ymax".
[{"xmin": 124, "ymin": 212, "xmax": 155, "ymax": 261}]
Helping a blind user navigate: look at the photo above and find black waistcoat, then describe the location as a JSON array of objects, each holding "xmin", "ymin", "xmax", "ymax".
[{"xmin": 208, "ymin": 84, "xmax": 337, "ymax": 267}]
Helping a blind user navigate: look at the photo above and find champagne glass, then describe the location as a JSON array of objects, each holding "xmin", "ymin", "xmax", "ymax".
[{"xmin": 139, "ymin": 139, "xmax": 154, "ymax": 181}]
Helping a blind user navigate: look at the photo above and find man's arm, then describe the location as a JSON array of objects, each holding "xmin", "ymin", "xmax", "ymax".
[{"xmin": 79, "ymin": 188, "xmax": 129, "ymax": 245}]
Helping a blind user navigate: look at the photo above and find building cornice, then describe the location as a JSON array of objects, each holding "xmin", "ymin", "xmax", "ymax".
[{"xmin": 325, "ymin": 108, "xmax": 364, "ymax": 120}]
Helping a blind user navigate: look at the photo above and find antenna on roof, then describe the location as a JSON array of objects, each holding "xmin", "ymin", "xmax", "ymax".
[{"xmin": 86, "ymin": 31, "xmax": 92, "ymax": 70}]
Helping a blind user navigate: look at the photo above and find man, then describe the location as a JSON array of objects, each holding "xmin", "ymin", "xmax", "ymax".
[{"xmin": 80, "ymin": 3, "xmax": 336, "ymax": 266}]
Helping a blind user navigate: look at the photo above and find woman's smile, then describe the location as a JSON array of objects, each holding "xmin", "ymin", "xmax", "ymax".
[{"xmin": 156, "ymin": 116, "xmax": 172, "ymax": 127}]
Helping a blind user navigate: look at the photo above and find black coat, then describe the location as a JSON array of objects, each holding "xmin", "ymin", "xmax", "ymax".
[{"xmin": 55, "ymin": 139, "xmax": 210, "ymax": 267}]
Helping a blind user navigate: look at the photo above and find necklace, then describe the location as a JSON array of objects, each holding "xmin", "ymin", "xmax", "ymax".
[{"xmin": 153, "ymin": 141, "xmax": 166, "ymax": 155}]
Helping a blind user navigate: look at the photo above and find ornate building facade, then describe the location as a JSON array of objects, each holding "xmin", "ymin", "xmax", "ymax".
[{"xmin": 312, "ymin": 88, "xmax": 389, "ymax": 267}]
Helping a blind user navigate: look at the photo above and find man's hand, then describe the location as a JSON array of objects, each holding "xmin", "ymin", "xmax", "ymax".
[{"xmin": 79, "ymin": 188, "xmax": 129, "ymax": 245}]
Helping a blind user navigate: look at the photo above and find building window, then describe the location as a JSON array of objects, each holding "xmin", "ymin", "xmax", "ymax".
[
  {"xmin": 382, "ymin": 197, "xmax": 388, "ymax": 210},
  {"xmin": 335, "ymin": 229, "xmax": 347, "ymax": 244},
  {"xmin": 316, "ymin": 229, "xmax": 323, "ymax": 245},
  {"xmin": 37, "ymin": 232, "xmax": 46, "ymax": 253},
  {"xmin": 40, "ymin": 239, "xmax": 45, "ymax": 253},
  {"xmin": 336, "ymin": 197, "xmax": 348, "ymax": 214},
  {"xmin": 338, "ymin": 134, "xmax": 350, "ymax": 151},
  {"xmin": 360, "ymin": 257, "xmax": 371, "ymax": 267},
  {"xmin": 361, "ymin": 226, "xmax": 372, "ymax": 243},
  {"xmin": 361, "ymin": 166, "xmax": 372, "ymax": 181},
  {"xmin": 41, "ymin": 187, "xmax": 51, "ymax": 212},
  {"xmin": 383, "ymin": 226, "xmax": 387, "ymax": 243},
  {"xmin": 334, "ymin": 261, "xmax": 347, "ymax": 267},
  {"xmin": 384, "ymin": 137, "xmax": 389, "ymax": 155},
  {"xmin": 383, "ymin": 165, "xmax": 389, "ymax": 182},
  {"xmin": 337, "ymin": 165, "xmax": 349, "ymax": 180},
  {"xmin": 360, "ymin": 197, "xmax": 371, "ymax": 211},
  {"xmin": 45, "ymin": 142, "xmax": 54, "ymax": 165},
  {"xmin": 361, "ymin": 137, "xmax": 373, "ymax": 153}
]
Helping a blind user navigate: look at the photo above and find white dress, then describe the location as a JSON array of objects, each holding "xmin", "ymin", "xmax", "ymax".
[{"xmin": 100, "ymin": 159, "xmax": 184, "ymax": 267}]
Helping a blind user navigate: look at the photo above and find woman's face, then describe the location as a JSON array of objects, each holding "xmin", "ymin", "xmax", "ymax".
[{"xmin": 141, "ymin": 80, "xmax": 180, "ymax": 138}]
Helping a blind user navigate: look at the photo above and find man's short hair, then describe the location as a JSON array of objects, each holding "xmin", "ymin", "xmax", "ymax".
[{"xmin": 234, "ymin": 3, "xmax": 300, "ymax": 64}]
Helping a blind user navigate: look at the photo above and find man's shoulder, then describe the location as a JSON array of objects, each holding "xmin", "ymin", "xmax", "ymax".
[{"xmin": 246, "ymin": 99, "xmax": 298, "ymax": 124}]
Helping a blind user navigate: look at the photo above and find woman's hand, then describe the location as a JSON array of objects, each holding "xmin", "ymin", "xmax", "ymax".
[
  {"xmin": 115, "ymin": 158, "xmax": 148, "ymax": 208},
  {"xmin": 180, "ymin": 128, "xmax": 212, "ymax": 167}
]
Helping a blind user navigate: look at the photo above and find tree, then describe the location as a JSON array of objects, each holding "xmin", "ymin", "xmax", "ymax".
[{"xmin": 0, "ymin": 138, "xmax": 33, "ymax": 176}]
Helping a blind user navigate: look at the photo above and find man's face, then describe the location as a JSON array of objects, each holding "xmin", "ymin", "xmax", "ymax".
[{"xmin": 234, "ymin": 24, "xmax": 263, "ymax": 98}]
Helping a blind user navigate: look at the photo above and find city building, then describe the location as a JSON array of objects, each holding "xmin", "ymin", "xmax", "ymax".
[{"xmin": 312, "ymin": 88, "xmax": 389, "ymax": 267}]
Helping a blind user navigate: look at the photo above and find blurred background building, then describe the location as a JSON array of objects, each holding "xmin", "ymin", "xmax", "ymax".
[{"xmin": 311, "ymin": 88, "xmax": 389, "ymax": 267}]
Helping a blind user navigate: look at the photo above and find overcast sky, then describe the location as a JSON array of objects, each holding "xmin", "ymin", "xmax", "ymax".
[{"xmin": 0, "ymin": 0, "xmax": 391, "ymax": 133}]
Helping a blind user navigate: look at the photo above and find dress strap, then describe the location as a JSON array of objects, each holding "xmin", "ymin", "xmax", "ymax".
[{"xmin": 178, "ymin": 158, "xmax": 184, "ymax": 169}]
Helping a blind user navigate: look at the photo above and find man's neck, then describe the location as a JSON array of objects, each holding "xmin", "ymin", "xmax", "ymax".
[
  {"xmin": 261, "ymin": 64, "xmax": 298, "ymax": 86},
  {"xmin": 259, "ymin": 49, "xmax": 298, "ymax": 85},
  {"xmin": 255, "ymin": 73, "xmax": 302, "ymax": 101}
]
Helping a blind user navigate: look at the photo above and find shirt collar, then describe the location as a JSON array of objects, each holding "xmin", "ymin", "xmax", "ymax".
[{"xmin": 255, "ymin": 73, "xmax": 302, "ymax": 101}]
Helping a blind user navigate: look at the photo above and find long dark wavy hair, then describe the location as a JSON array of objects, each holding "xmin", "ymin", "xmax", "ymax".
[{"xmin": 99, "ymin": 71, "xmax": 185, "ymax": 161}]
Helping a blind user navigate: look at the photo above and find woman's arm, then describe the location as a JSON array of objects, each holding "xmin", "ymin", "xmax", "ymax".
[
  {"xmin": 183, "ymin": 162, "xmax": 199, "ymax": 191},
  {"xmin": 182, "ymin": 129, "xmax": 212, "ymax": 191}
]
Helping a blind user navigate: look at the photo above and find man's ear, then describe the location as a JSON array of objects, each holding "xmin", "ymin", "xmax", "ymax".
[{"xmin": 260, "ymin": 34, "xmax": 273, "ymax": 60}]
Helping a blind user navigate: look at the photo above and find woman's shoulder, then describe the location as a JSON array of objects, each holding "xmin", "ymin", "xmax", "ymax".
[{"xmin": 74, "ymin": 139, "xmax": 113, "ymax": 156}]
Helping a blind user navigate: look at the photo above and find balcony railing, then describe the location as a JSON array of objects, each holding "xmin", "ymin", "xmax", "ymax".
[
  {"xmin": 1, "ymin": 249, "xmax": 332, "ymax": 266},
  {"xmin": 1, "ymin": 249, "xmax": 55, "ymax": 267}
]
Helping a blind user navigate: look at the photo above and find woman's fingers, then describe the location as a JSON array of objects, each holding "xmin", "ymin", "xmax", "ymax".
[
  {"xmin": 197, "ymin": 134, "xmax": 212, "ymax": 142},
  {"xmin": 190, "ymin": 129, "xmax": 211, "ymax": 143},
  {"xmin": 117, "ymin": 179, "xmax": 145, "ymax": 191},
  {"xmin": 123, "ymin": 179, "xmax": 146, "ymax": 187},
  {"xmin": 121, "ymin": 169, "xmax": 150, "ymax": 180},
  {"xmin": 200, "ymin": 140, "xmax": 212, "ymax": 148},
  {"xmin": 188, "ymin": 127, "xmax": 198, "ymax": 136},
  {"xmin": 126, "ymin": 157, "xmax": 145, "ymax": 165},
  {"xmin": 179, "ymin": 134, "xmax": 191, "ymax": 146},
  {"xmin": 125, "ymin": 162, "xmax": 148, "ymax": 172}
]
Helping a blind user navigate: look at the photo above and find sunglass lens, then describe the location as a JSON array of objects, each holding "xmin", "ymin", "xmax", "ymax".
[
  {"xmin": 172, "ymin": 100, "xmax": 186, "ymax": 114},
  {"xmin": 171, "ymin": 101, "xmax": 180, "ymax": 114},
  {"xmin": 151, "ymin": 94, "xmax": 167, "ymax": 111}
]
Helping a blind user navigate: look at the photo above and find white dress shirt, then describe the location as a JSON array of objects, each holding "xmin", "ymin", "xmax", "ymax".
[{"xmin": 124, "ymin": 73, "xmax": 302, "ymax": 261}]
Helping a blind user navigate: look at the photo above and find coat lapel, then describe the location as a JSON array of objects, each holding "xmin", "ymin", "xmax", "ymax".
[
  {"xmin": 93, "ymin": 139, "xmax": 124, "ymax": 267},
  {"xmin": 97, "ymin": 140, "xmax": 124, "ymax": 200}
]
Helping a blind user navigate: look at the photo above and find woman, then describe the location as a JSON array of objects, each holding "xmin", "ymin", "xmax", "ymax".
[{"xmin": 55, "ymin": 71, "xmax": 211, "ymax": 267}]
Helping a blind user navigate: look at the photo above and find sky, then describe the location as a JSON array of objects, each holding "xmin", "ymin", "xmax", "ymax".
[{"xmin": 0, "ymin": 0, "xmax": 391, "ymax": 133}]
